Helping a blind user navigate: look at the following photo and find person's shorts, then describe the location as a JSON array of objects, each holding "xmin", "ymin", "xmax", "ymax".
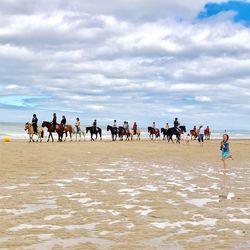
[
  {"xmin": 222, "ymin": 151, "xmax": 230, "ymax": 159},
  {"xmin": 198, "ymin": 134, "xmax": 204, "ymax": 142}
]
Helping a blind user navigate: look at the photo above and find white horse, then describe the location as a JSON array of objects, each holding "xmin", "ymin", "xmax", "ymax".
[
  {"xmin": 130, "ymin": 128, "xmax": 141, "ymax": 141},
  {"xmin": 72, "ymin": 126, "xmax": 85, "ymax": 141},
  {"xmin": 24, "ymin": 122, "xmax": 44, "ymax": 142}
]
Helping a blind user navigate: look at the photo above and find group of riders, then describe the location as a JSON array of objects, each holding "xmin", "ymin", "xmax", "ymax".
[{"xmin": 30, "ymin": 113, "xmax": 210, "ymax": 141}]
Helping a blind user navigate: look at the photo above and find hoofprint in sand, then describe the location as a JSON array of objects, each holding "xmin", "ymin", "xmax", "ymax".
[{"xmin": 0, "ymin": 140, "xmax": 249, "ymax": 249}]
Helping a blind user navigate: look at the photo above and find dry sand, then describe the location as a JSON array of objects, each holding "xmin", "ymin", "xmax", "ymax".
[{"xmin": 0, "ymin": 139, "xmax": 250, "ymax": 250}]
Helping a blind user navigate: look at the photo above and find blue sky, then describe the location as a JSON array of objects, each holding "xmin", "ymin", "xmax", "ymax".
[
  {"xmin": 0, "ymin": 0, "xmax": 250, "ymax": 130},
  {"xmin": 198, "ymin": 1, "xmax": 250, "ymax": 26}
]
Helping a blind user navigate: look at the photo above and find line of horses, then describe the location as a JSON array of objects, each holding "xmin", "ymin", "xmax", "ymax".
[{"xmin": 24, "ymin": 122, "xmax": 209, "ymax": 143}]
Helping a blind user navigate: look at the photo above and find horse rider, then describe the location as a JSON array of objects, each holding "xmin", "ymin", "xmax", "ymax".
[
  {"xmin": 165, "ymin": 122, "xmax": 170, "ymax": 130},
  {"xmin": 133, "ymin": 122, "xmax": 137, "ymax": 134},
  {"xmin": 52, "ymin": 113, "xmax": 57, "ymax": 131},
  {"xmin": 205, "ymin": 126, "xmax": 210, "ymax": 135},
  {"xmin": 32, "ymin": 114, "xmax": 38, "ymax": 134},
  {"xmin": 113, "ymin": 120, "xmax": 117, "ymax": 128},
  {"xmin": 124, "ymin": 121, "xmax": 129, "ymax": 133},
  {"xmin": 93, "ymin": 119, "xmax": 97, "ymax": 132},
  {"xmin": 152, "ymin": 122, "xmax": 156, "ymax": 132},
  {"xmin": 193, "ymin": 125, "xmax": 197, "ymax": 133},
  {"xmin": 75, "ymin": 117, "xmax": 81, "ymax": 133},
  {"xmin": 174, "ymin": 117, "xmax": 180, "ymax": 132},
  {"xmin": 61, "ymin": 115, "xmax": 66, "ymax": 131}
]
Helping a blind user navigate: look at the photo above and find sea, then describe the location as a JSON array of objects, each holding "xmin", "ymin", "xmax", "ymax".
[{"xmin": 0, "ymin": 122, "xmax": 250, "ymax": 140}]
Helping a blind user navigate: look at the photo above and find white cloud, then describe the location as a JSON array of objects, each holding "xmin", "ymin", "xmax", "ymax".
[
  {"xmin": 0, "ymin": 0, "xmax": 249, "ymax": 129},
  {"xmin": 194, "ymin": 96, "xmax": 212, "ymax": 102}
]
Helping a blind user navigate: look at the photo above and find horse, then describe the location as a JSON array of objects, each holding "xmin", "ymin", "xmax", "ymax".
[
  {"xmin": 161, "ymin": 128, "xmax": 168, "ymax": 140},
  {"xmin": 24, "ymin": 122, "xmax": 44, "ymax": 142},
  {"xmin": 205, "ymin": 130, "xmax": 211, "ymax": 140},
  {"xmin": 148, "ymin": 127, "xmax": 160, "ymax": 140},
  {"xmin": 107, "ymin": 125, "xmax": 118, "ymax": 141},
  {"xmin": 86, "ymin": 126, "xmax": 102, "ymax": 141},
  {"xmin": 190, "ymin": 129, "xmax": 198, "ymax": 140},
  {"xmin": 72, "ymin": 126, "xmax": 85, "ymax": 142},
  {"xmin": 118, "ymin": 127, "xmax": 131, "ymax": 141},
  {"xmin": 167, "ymin": 126, "xmax": 186, "ymax": 143},
  {"xmin": 130, "ymin": 128, "xmax": 141, "ymax": 141},
  {"xmin": 42, "ymin": 121, "xmax": 73, "ymax": 142}
]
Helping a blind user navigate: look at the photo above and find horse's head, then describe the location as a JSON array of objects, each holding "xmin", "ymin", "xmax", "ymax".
[
  {"xmin": 41, "ymin": 121, "xmax": 46, "ymax": 127},
  {"xmin": 107, "ymin": 125, "xmax": 111, "ymax": 131},
  {"xmin": 147, "ymin": 127, "xmax": 152, "ymax": 132},
  {"xmin": 24, "ymin": 122, "xmax": 30, "ymax": 131},
  {"xmin": 161, "ymin": 128, "xmax": 164, "ymax": 133},
  {"xmin": 86, "ymin": 127, "xmax": 89, "ymax": 133}
]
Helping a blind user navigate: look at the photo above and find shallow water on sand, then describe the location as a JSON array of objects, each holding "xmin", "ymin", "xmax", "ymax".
[{"xmin": 0, "ymin": 159, "xmax": 249, "ymax": 249}]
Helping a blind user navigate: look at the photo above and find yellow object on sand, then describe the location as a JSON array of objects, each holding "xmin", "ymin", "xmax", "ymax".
[{"xmin": 4, "ymin": 136, "xmax": 10, "ymax": 142}]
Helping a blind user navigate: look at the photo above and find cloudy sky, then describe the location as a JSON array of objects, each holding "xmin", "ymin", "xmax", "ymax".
[{"xmin": 0, "ymin": 0, "xmax": 250, "ymax": 129}]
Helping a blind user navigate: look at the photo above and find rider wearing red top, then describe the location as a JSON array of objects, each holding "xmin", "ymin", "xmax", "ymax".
[
  {"xmin": 193, "ymin": 126, "xmax": 197, "ymax": 133},
  {"xmin": 205, "ymin": 126, "xmax": 210, "ymax": 134},
  {"xmin": 133, "ymin": 122, "xmax": 137, "ymax": 134}
]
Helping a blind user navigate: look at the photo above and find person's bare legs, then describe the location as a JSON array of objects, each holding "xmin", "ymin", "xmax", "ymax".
[{"xmin": 222, "ymin": 158, "xmax": 227, "ymax": 172}]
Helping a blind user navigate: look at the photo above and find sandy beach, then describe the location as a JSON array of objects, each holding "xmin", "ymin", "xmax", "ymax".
[{"xmin": 0, "ymin": 139, "xmax": 250, "ymax": 250}]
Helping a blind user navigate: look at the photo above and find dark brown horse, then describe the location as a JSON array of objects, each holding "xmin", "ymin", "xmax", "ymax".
[
  {"xmin": 107, "ymin": 125, "xmax": 118, "ymax": 141},
  {"xmin": 42, "ymin": 121, "xmax": 73, "ymax": 142},
  {"xmin": 86, "ymin": 126, "xmax": 102, "ymax": 141},
  {"xmin": 118, "ymin": 127, "xmax": 131, "ymax": 141},
  {"xmin": 148, "ymin": 127, "xmax": 160, "ymax": 140}
]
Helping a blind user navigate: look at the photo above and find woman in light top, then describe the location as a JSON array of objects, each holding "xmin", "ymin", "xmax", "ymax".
[{"xmin": 75, "ymin": 117, "xmax": 80, "ymax": 132}]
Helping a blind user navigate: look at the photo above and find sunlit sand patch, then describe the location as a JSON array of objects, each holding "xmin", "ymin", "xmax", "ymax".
[
  {"xmin": 0, "ymin": 195, "xmax": 11, "ymax": 199},
  {"xmin": 229, "ymin": 218, "xmax": 250, "ymax": 224},
  {"xmin": 176, "ymin": 192, "xmax": 188, "ymax": 198},
  {"xmin": 151, "ymin": 217, "xmax": 218, "ymax": 229},
  {"xmin": 97, "ymin": 168, "xmax": 116, "ymax": 172},
  {"xmin": 63, "ymin": 192, "xmax": 87, "ymax": 198},
  {"xmin": 118, "ymin": 188, "xmax": 141, "ymax": 197},
  {"xmin": 64, "ymin": 223, "xmax": 98, "ymax": 230},
  {"xmin": 1, "ymin": 199, "xmax": 58, "ymax": 216},
  {"xmin": 186, "ymin": 198, "xmax": 219, "ymax": 207},
  {"xmin": 138, "ymin": 185, "xmax": 158, "ymax": 192},
  {"xmin": 188, "ymin": 234, "xmax": 217, "ymax": 242},
  {"xmin": 3, "ymin": 185, "xmax": 18, "ymax": 190},
  {"xmin": 26, "ymin": 236, "xmax": 113, "ymax": 250},
  {"xmin": 135, "ymin": 206, "xmax": 154, "ymax": 216},
  {"xmin": 44, "ymin": 213, "xmax": 74, "ymax": 221},
  {"xmin": 9, "ymin": 224, "xmax": 61, "ymax": 232},
  {"xmin": 234, "ymin": 230, "xmax": 246, "ymax": 236},
  {"xmin": 98, "ymin": 177, "xmax": 124, "ymax": 182}
]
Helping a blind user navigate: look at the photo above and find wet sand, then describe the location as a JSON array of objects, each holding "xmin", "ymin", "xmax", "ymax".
[{"xmin": 0, "ymin": 139, "xmax": 250, "ymax": 249}]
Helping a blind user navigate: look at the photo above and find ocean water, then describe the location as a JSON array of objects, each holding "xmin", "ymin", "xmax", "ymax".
[{"xmin": 0, "ymin": 122, "xmax": 250, "ymax": 140}]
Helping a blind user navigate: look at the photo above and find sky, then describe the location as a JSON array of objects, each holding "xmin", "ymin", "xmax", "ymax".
[{"xmin": 0, "ymin": 0, "xmax": 250, "ymax": 130}]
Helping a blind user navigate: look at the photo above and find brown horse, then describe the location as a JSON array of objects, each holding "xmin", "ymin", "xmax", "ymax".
[
  {"xmin": 148, "ymin": 127, "xmax": 160, "ymax": 140},
  {"xmin": 118, "ymin": 127, "xmax": 131, "ymax": 141},
  {"xmin": 190, "ymin": 129, "xmax": 198, "ymax": 140},
  {"xmin": 42, "ymin": 121, "xmax": 73, "ymax": 142}
]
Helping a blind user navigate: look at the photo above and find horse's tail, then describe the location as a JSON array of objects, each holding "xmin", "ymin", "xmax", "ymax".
[
  {"xmin": 41, "ymin": 130, "xmax": 44, "ymax": 138},
  {"xmin": 99, "ymin": 128, "xmax": 102, "ymax": 139}
]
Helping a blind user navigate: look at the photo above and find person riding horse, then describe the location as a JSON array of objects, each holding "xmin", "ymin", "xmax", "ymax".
[
  {"xmin": 61, "ymin": 115, "xmax": 66, "ymax": 130},
  {"xmin": 133, "ymin": 122, "xmax": 137, "ymax": 135},
  {"xmin": 124, "ymin": 121, "xmax": 129, "ymax": 133},
  {"xmin": 174, "ymin": 117, "xmax": 180, "ymax": 132},
  {"xmin": 113, "ymin": 120, "xmax": 117, "ymax": 128},
  {"xmin": 93, "ymin": 119, "xmax": 97, "ymax": 132},
  {"xmin": 52, "ymin": 113, "xmax": 57, "ymax": 131},
  {"xmin": 75, "ymin": 117, "xmax": 80, "ymax": 133},
  {"xmin": 165, "ymin": 123, "xmax": 170, "ymax": 130},
  {"xmin": 32, "ymin": 114, "xmax": 38, "ymax": 134}
]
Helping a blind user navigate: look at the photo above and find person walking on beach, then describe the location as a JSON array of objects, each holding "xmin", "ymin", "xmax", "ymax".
[
  {"xmin": 61, "ymin": 115, "xmax": 66, "ymax": 130},
  {"xmin": 198, "ymin": 125, "xmax": 204, "ymax": 146},
  {"xmin": 32, "ymin": 114, "xmax": 38, "ymax": 134},
  {"xmin": 220, "ymin": 134, "xmax": 233, "ymax": 171},
  {"xmin": 52, "ymin": 113, "xmax": 57, "ymax": 131},
  {"xmin": 75, "ymin": 117, "xmax": 80, "ymax": 133}
]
